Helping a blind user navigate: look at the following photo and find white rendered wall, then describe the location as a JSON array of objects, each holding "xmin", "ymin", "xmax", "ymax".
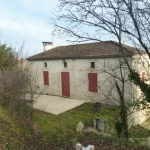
[
  {"xmin": 28, "ymin": 57, "xmax": 133, "ymax": 104},
  {"xmin": 128, "ymin": 107, "xmax": 150, "ymax": 127},
  {"xmin": 125, "ymin": 54, "xmax": 150, "ymax": 126},
  {"xmin": 28, "ymin": 54, "xmax": 150, "ymax": 126},
  {"xmin": 132, "ymin": 54, "xmax": 150, "ymax": 100}
]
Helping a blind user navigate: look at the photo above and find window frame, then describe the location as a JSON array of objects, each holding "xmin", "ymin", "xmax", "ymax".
[
  {"xmin": 64, "ymin": 62, "xmax": 67, "ymax": 68},
  {"xmin": 91, "ymin": 62, "xmax": 95, "ymax": 68},
  {"xmin": 44, "ymin": 62, "xmax": 47, "ymax": 68}
]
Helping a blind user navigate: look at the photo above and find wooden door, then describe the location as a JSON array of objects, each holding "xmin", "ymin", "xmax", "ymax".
[{"xmin": 61, "ymin": 72, "xmax": 70, "ymax": 97}]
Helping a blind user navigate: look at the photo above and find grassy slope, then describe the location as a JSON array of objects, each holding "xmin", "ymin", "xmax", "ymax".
[
  {"xmin": 33, "ymin": 103, "xmax": 118, "ymax": 138},
  {"xmin": 0, "ymin": 103, "xmax": 149, "ymax": 150},
  {"xmin": 0, "ymin": 107, "xmax": 25, "ymax": 149}
]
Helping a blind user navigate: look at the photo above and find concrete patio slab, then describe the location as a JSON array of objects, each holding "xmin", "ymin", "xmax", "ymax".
[{"xmin": 26, "ymin": 94, "xmax": 87, "ymax": 115}]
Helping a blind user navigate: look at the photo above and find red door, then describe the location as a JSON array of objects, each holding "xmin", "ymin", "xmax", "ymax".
[{"xmin": 61, "ymin": 72, "xmax": 70, "ymax": 97}]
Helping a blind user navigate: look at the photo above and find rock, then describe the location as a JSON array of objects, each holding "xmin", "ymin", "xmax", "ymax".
[
  {"xmin": 94, "ymin": 117, "xmax": 105, "ymax": 133},
  {"xmin": 82, "ymin": 127, "xmax": 99, "ymax": 135},
  {"xmin": 94, "ymin": 117, "xmax": 100, "ymax": 129},
  {"xmin": 76, "ymin": 121, "xmax": 84, "ymax": 132},
  {"xmin": 83, "ymin": 126, "xmax": 112, "ymax": 137},
  {"xmin": 75, "ymin": 143, "xmax": 82, "ymax": 150},
  {"xmin": 75, "ymin": 143, "xmax": 95, "ymax": 150},
  {"xmin": 83, "ymin": 145, "xmax": 95, "ymax": 150}
]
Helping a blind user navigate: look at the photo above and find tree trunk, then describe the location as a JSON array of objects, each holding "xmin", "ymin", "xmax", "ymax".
[
  {"xmin": 115, "ymin": 81, "xmax": 129, "ymax": 139},
  {"xmin": 120, "ymin": 99, "xmax": 128, "ymax": 139}
]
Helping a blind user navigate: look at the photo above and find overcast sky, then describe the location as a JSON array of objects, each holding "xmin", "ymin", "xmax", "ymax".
[{"xmin": 0, "ymin": 0, "xmax": 69, "ymax": 56}]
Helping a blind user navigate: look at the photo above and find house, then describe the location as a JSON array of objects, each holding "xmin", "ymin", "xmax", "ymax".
[{"xmin": 27, "ymin": 41, "xmax": 148, "ymax": 105}]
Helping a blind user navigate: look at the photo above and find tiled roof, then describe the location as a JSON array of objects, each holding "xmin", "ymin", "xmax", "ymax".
[{"xmin": 27, "ymin": 41, "xmax": 145, "ymax": 60}]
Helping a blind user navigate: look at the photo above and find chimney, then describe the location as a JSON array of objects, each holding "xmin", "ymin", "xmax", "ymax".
[{"xmin": 42, "ymin": 42, "xmax": 53, "ymax": 52}]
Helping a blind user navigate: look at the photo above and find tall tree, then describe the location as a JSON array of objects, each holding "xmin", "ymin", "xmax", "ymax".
[{"xmin": 0, "ymin": 44, "xmax": 16, "ymax": 71}]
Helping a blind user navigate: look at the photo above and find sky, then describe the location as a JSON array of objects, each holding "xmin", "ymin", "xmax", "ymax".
[{"xmin": 0, "ymin": 0, "xmax": 68, "ymax": 56}]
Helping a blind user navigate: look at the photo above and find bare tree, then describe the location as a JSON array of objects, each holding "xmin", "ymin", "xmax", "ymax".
[
  {"xmin": 51, "ymin": 0, "xmax": 150, "ymax": 69},
  {"xmin": 52, "ymin": 0, "xmax": 150, "ymax": 52},
  {"xmin": 95, "ymin": 57, "xmax": 131, "ymax": 139},
  {"xmin": 51, "ymin": 0, "xmax": 150, "ymax": 87},
  {"xmin": 51, "ymin": 0, "xmax": 150, "ymax": 139}
]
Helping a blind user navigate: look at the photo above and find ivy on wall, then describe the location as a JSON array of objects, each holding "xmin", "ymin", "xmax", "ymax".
[{"xmin": 128, "ymin": 70, "xmax": 150, "ymax": 104}]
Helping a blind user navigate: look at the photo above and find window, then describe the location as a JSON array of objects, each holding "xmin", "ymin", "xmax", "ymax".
[
  {"xmin": 64, "ymin": 62, "xmax": 67, "ymax": 68},
  {"xmin": 43, "ymin": 71, "xmax": 49, "ymax": 85},
  {"xmin": 44, "ymin": 62, "xmax": 47, "ymax": 67},
  {"xmin": 91, "ymin": 62, "xmax": 95, "ymax": 68},
  {"xmin": 88, "ymin": 73, "xmax": 98, "ymax": 92}
]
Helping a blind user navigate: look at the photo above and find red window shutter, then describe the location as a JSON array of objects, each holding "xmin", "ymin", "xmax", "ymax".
[
  {"xmin": 142, "ymin": 72, "xmax": 146, "ymax": 82},
  {"xmin": 88, "ymin": 73, "xmax": 98, "ymax": 92},
  {"xmin": 43, "ymin": 71, "xmax": 49, "ymax": 85}
]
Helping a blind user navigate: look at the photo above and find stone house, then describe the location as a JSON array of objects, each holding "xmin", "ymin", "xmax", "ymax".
[{"xmin": 27, "ymin": 41, "xmax": 148, "ymax": 105}]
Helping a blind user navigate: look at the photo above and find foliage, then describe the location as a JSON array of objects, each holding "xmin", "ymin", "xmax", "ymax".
[
  {"xmin": 0, "ymin": 70, "xmax": 32, "ymax": 120},
  {"xmin": 0, "ymin": 44, "xmax": 16, "ymax": 71},
  {"xmin": 128, "ymin": 70, "xmax": 150, "ymax": 104},
  {"xmin": 115, "ymin": 120, "xmax": 123, "ymax": 138},
  {"xmin": 0, "ymin": 104, "xmax": 149, "ymax": 149},
  {"xmin": 0, "ymin": 42, "xmax": 33, "ymax": 121},
  {"xmin": 129, "ymin": 125, "xmax": 150, "ymax": 138},
  {"xmin": 33, "ymin": 104, "xmax": 120, "ymax": 138},
  {"xmin": 0, "ymin": 106, "xmax": 13, "ymax": 123}
]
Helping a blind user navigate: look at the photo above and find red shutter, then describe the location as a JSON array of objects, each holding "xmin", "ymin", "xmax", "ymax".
[
  {"xmin": 43, "ymin": 71, "xmax": 49, "ymax": 85},
  {"xmin": 88, "ymin": 73, "xmax": 98, "ymax": 92},
  {"xmin": 142, "ymin": 72, "xmax": 146, "ymax": 82}
]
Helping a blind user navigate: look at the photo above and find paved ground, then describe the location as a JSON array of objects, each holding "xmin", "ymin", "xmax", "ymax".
[{"xmin": 26, "ymin": 94, "xmax": 87, "ymax": 115}]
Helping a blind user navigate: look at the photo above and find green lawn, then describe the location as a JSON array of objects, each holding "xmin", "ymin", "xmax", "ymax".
[{"xmin": 33, "ymin": 103, "xmax": 119, "ymax": 138}]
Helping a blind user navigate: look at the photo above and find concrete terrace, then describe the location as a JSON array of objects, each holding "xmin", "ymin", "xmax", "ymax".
[{"xmin": 26, "ymin": 94, "xmax": 87, "ymax": 115}]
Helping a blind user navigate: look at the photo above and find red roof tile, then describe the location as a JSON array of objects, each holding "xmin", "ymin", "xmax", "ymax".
[{"xmin": 27, "ymin": 41, "xmax": 145, "ymax": 60}]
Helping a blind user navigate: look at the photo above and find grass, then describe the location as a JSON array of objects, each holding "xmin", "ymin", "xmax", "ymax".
[
  {"xmin": 0, "ymin": 106, "xmax": 13, "ymax": 123},
  {"xmin": 32, "ymin": 103, "xmax": 150, "ymax": 148},
  {"xmin": 0, "ymin": 103, "xmax": 149, "ymax": 149},
  {"xmin": 33, "ymin": 103, "xmax": 119, "ymax": 138},
  {"xmin": 129, "ymin": 125, "xmax": 150, "ymax": 138}
]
